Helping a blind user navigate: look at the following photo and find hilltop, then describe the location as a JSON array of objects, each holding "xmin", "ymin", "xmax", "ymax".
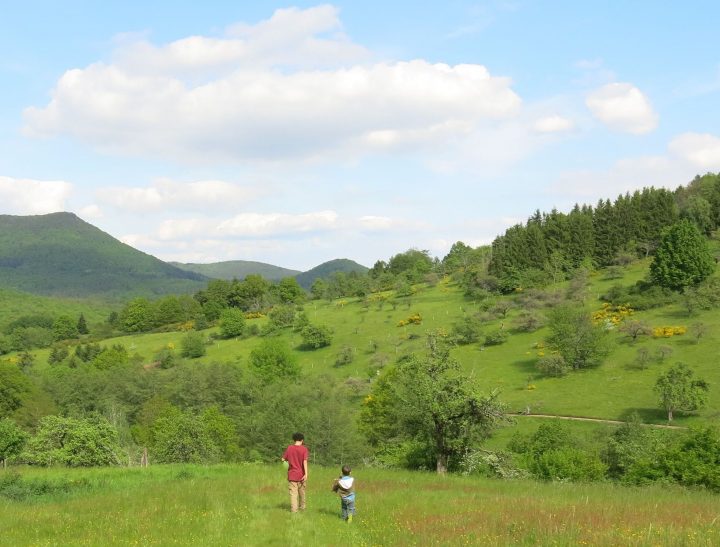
[
  {"xmin": 295, "ymin": 258, "xmax": 369, "ymax": 289},
  {"xmin": 170, "ymin": 260, "xmax": 300, "ymax": 281},
  {"xmin": 0, "ymin": 212, "xmax": 207, "ymax": 297}
]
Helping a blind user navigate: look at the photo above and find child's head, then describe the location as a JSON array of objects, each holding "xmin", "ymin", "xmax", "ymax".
[
  {"xmin": 292, "ymin": 432, "xmax": 304, "ymax": 442},
  {"xmin": 341, "ymin": 465, "xmax": 351, "ymax": 476}
]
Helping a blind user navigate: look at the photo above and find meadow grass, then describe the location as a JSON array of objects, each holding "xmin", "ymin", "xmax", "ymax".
[
  {"xmin": 2, "ymin": 464, "xmax": 719, "ymax": 546},
  {"xmin": 12, "ymin": 259, "xmax": 720, "ymax": 429}
]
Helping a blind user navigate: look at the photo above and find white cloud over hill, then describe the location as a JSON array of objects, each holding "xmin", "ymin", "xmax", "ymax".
[{"xmin": 23, "ymin": 6, "xmax": 521, "ymax": 163}]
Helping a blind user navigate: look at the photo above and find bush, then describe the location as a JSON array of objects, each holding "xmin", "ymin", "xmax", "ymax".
[
  {"xmin": 536, "ymin": 354, "xmax": 570, "ymax": 377},
  {"xmin": 509, "ymin": 422, "xmax": 607, "ymax": 482},
  {"xmin": 250, "ymin": 338, "xmax": 300, "ymax": 382},
  {"xmin": 21, "ymin": 416, "xmax": 124, "ymax": 467},
  {"xmin": 484, "ymin": 329, "xmax": 508, "ymax": 346},
  {"xmin": 219, "ymin": 308, "xmax": 246, "ymax": 339},
  {"xmin": 532, "ymin": 447, "xmax": 607, "ymax": 481},
  {"xmin": 334, "ymin": 345, "xmax": 355, "ymax": 367},
  {"xmin": 513, "ymin": 311, "xmax": 544, "ymax": 333},
  {"xmin": 451, "ymin": 315, "xmax": 483, "ymax": 345},
  {"xmin": 180, "ymin": 331, "xmax": 206, "ymax": 358},
  {"xmin": 459, "ymin": 449, "xmax": 527, "ymax": 479},
  {"xmin": 300, "ymin": 324, "xmax": 333, "ymax": 349}
]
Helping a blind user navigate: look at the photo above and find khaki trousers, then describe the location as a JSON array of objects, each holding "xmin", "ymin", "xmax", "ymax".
[{"xmin": 288, "ymin": 480, "xmax": 306, "ymax": 512}]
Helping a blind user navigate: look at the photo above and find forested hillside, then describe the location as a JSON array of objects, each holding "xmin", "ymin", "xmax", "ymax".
[
  {"xmin": 171, "ymin": 260, "xmax": 300, "ymax": 282},
  {"xmin": 0, "ymin": 213, "xmax": 207, "ymax": 297},
  {"xmin": 488, "ymin": 173, "xmax": 720, "ymax": 291}
]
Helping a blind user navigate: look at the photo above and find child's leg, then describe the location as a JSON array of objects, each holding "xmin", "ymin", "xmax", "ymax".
[
  {"xmin": 341, "ymin": 499, "xmax": 348, "ymax": 520},
  {"xmin": 288, "ymin": 481, "xmax": 299, "ymax": 513},
  {"xmin": 298, "ymin": 480, "xmax": 306, "ymax": 510}
]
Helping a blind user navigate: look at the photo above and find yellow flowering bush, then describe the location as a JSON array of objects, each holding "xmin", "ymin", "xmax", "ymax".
[
  {"xmin": 397, "ymin": 313, "xmax": 422, "ymax": 327},
  {"xmin": 592, "ymin": 303, "xmax": 633, "ymax": 326},
  {"xmin": 652, "ymin": 326, "xmax": 687, "ymax": 338}
]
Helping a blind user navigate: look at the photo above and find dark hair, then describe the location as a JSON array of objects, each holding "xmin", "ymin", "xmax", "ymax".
[
  {"xmin": 342, "ymin": 465, "xmax": 351, "ymax": 475},
  {"xmin": 292, "ymin": 432, "xmax": 304, "ymax": 442}
]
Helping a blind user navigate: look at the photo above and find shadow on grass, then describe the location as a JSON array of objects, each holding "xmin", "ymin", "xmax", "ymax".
[
  {"xmin": 618, "ymin": 407, "xmax": 663, "ymax": 423},
  {"xmin": 509, "ymin": 358, "xmax": 537, "ymax": 375}
]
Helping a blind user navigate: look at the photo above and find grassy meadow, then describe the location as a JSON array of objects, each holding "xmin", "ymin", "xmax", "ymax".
[
  {"xmin": 2, "ymin": 463, "xmax": 720, "ymax": 546},
  {"xmin": 21, "ymin": 257, "xmax": 720, "ymax": 430}
]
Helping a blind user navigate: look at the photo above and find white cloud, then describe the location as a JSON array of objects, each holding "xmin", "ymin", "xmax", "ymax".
[
  {"xmin": 0, "ymin": 176, "xmax": 73, "ymax": 214},
  {"xmin": 585, "ymin": 83, "xmax": 658, "ymax": 134},
  {"xmin": 669, "ymin": 132, "xmax": 720, "ymax": 170},
  {"xmin": 115, "ymin": 5, "xmax": 369, "ymax": 75},
  {"xmin": 97, "ymin": 179, "xmax": 260, "ymax": 212},
  {"xmin": 78, "ymin": 204, "xmax": 103, "ymax": 219},
  {"xmin": 548, "ymin": 154, "xmax": 697, "ymax": 206},
  {"xmin": 533, "ymin": 115, "xmax": 574, "ymax": 133},
  {"xmin": 153, "ymin": 210, "xmax": 340, "ymax": 241},
  {"xmin": 23, "ymin": 7, "xmax": 521, "ymax": 163},
  {"xmin": 218, "ymin": 211, "xmax": 339, "ymax": 236}
]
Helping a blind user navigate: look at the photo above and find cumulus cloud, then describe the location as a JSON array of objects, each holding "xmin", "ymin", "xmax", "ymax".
[
  {"xmin": 548, "ymin": 154, "xmax": 698, "ymax": 206},
  {"xmin": 97, "ymin": 179, "xmax": 260, "ymax": 212},
  {"xmin": 0, "ymin": 176, "xmax": 73, "ymax": 214},
  {"xmin": 533, "ymin": 115, "xmax": 574, "ymax": 133},
  {"xmin": 152, "ymin": 210, "xmax": 340, "ymax": 241},
  {"xmin": 114, "ymin": 5, "xmax": 369, "ymax": 76},
  {"xmin": 669, "ymin": 132, "xmax": 720, "ymax": 170},
  {"xmin": 23, "ymin": 6, "xmax": 521, "ymax": 162},
  {"xmin": 78, "ymin": 204, "xmax": 103, "ymax": 219},
  {"xmin": 586, "ymin": 83, "xmax": 658, "ymax": 134}
]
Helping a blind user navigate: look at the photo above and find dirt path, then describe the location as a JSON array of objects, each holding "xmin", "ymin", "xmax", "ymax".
[{"xmin": 507, "ymin": 413, "xmax": 685, "ymax": 430}]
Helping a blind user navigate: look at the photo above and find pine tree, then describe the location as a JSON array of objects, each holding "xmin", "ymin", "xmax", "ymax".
[
  {"xmin": 650, "ymin": 220, "xmax": 715, "ymax": 290},
  {"xmin": 77, "ymin": 313, "xmax": 89, "ymax": 335}
]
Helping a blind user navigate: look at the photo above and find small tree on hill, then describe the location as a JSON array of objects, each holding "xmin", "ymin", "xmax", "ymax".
[
  {"xmin": 181, "ymin": 331, "xmax": 206, "ymax": 358},
  {"xmin": 655, "ymin": 363, "xmax": 709, "ymax": 422},
  {"xmin": 300, "ymin": 324, "xmax": 333, "ymax": 349},
  {"xmin": 76, "ymin": 313, "xmax": 89, "ymax": 335},
  {"xmin": 650, "ymin": 220, "xmax": 715, "ymax": 291},
  {"xmin": 545, "ymin": 305, "xmax": 611, "ymax": 370},
  {"xmin": 0, "ymin": 418, "xmax": 27, "ymax": 467},
  {"xmin": 250, "ymin": 338, "xmax": 300, "ymax": 382},
  {"xmin": 219, "ymin": 308, "xmax": 246, "ymax": 339},
  {"xmin": 360, "ymin": 332, "xmax": 506, "ymax": 474}
]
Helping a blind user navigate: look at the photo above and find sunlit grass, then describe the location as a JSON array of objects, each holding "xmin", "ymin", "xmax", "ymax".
[{"xmin": 2, "ymin": 464, "xmax": 719, "ymax": 546}]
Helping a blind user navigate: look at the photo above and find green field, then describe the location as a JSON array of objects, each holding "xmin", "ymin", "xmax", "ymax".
[
  {"xmin": 19, "ymin": 258, "xmax": 720, "ymax": 428},
  {"xmin": 2, "ymin": 464, "xmax": 719, "ymax": 546}
]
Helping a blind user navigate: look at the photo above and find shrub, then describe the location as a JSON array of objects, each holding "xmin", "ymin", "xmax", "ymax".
[
  {"xmin": 484, "ymin": 329, "xmax": 508, "ymax": 346},
  {"xmin": 21, "ymin": 416, "xmax": 123, "ymax": 467},
  {"xmin": 300, "ymin": 324, "xmax": 333, "ymax": 349},
  {"xmin": 451, "ymin": 315, "xmax": 483, "ymax": 345},
  {"xmin": 180, "ymin": 331, "xmax": 206, "ymax": 358},
  {"xmin": 536, "ymin": 354, "xmax": 569, "ymax": 377},
  {"xmin": 459, "ymin": 449, "xmax": 527, "ymax": 479},
  {"xmin": 533, "ymin": 447, "xmax": 607, "ymax": 481},
  {"xmin": 250, "ymin": 338, "xmax": 300, "ymax": 382},
  {"xmin": 219, "ymin": 308, "xmax": 246, "ymax": 339},
  {"xmin": 334, "ymin": 345, "xmax": 355, "ymax": 367}
]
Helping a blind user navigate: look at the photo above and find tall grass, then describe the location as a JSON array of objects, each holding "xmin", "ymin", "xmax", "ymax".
[{"xmin": 2, "ymin": 464, "xmax": 719, "ymax": 546}]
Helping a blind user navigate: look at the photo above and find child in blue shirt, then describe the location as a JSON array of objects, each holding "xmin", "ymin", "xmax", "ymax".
[{"xmin": 331, "ymin": 465, "xmax": 356, "ymax": 522}]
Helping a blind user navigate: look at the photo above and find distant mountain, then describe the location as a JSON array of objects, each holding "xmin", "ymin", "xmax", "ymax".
[
  {"xmin": 171, "ymin": 260, "xmax": 300, "ymax": 281},
  {"xmin": 0, "ymin": 212, "xmax": 207, "ymax": 297},
  {"xmin": 295, "ymin": 258, "xmax": 369, "ymax": 289}
]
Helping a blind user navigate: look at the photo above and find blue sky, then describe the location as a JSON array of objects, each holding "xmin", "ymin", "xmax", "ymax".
[{"xmin": 2, "ymin": 1, "xmax": 720, "ymax": 270}]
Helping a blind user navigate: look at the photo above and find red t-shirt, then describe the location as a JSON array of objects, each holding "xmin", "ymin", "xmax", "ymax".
[{"xmin": 282, "ymin": 444, "xmax": 309, "ymax": 481}]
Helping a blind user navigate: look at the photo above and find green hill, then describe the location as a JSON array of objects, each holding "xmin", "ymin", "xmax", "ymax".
[
  {"xmin": 0, "ymin": 212, "xmax": 207, "ymax": 297},
  {"xmin": 170, "ymin": 260, "xmax": 300, "ymax": 281},
  {"xmin": 295, "ymin": 258, "xmax": 369, "ymax": 289}
]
